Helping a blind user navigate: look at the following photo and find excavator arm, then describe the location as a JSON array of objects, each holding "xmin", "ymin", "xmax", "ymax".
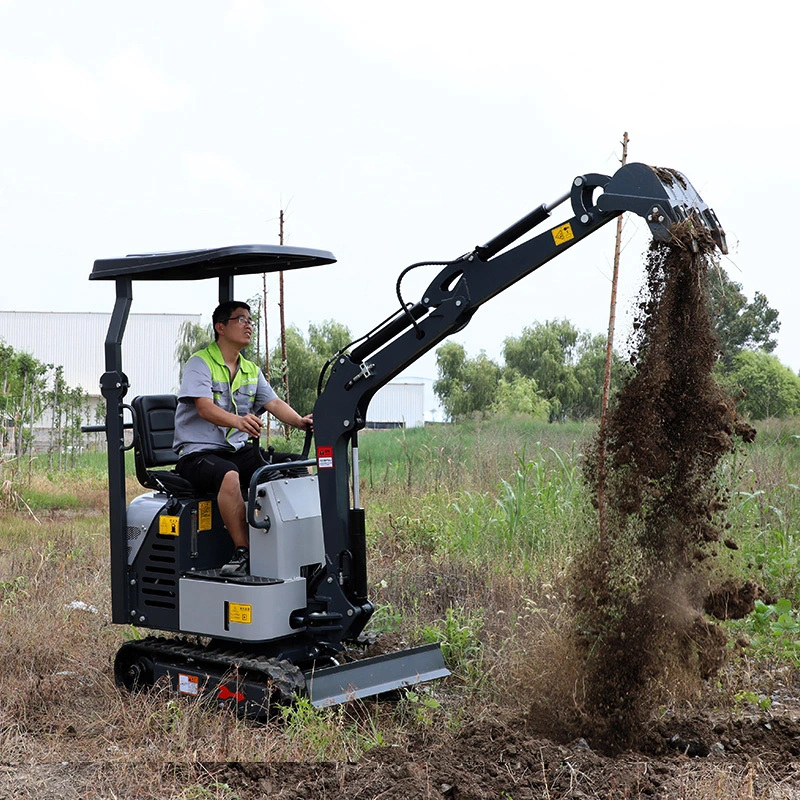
[{"xmin": 309, "ymin": 162, "xmax": 726, "ymax": 645}]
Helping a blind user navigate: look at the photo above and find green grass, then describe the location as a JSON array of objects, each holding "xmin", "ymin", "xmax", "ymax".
[
  {"xmin": 7, "ymin": 414, "xmax": 800, "ymax": 606},
  {"xmin": 6, "ymin": 414, "xmax": 800, "ymax": 676},
  {"xmin": 359, "ymin": 417, "xmax": 800, "ymax": 599},
  {"xmin": 2, "ymin": 414, "xmax": 800, "ymax": 793},
  {"xmin": 725, "ymin": 598, "xmax": 800, "ymax": 663}
]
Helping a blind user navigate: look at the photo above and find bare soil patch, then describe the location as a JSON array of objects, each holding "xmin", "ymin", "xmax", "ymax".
[{"xmin": 5, "ymin": 697, "xmax": 800, "ymax": 799}]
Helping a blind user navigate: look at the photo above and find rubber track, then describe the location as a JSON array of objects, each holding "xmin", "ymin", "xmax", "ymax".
[{"xmin": 119, "ymin": 635, "xmax": 307, "ymax": 701}]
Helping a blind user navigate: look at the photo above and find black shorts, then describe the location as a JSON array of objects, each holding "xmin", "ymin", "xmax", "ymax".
[{"xmin": 176, "ymin": 446, "xmax": 308, "ymax": 495}]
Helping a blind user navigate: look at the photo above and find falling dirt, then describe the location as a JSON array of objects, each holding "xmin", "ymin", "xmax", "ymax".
[{"xmin": 567, "ymin": 218, "xmax": 758, "ymax": 754}]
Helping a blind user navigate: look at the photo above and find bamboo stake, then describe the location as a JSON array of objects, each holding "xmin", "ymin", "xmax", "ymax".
[
  {"xmin": 279, "ymin": 209, "xmax": 290, "ymax": 438},
  {"xmin": 597, "ymin": 131, "xmax": 629, "ymax": 544},
  {"xmin": 262, "ymin": 271, "xmax": 270, "ymax": 445}
]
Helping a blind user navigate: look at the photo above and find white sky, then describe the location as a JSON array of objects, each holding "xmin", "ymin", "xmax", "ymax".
[{"xmin": 2, "ymin": 0, "xmax": 797, "ymax": 388}]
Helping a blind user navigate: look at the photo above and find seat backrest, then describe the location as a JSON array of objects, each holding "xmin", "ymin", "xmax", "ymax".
[
  {"xmin": 132, "ymin": 394, "xmax": 179, "ymax": 468},
  {"xmin": 131, "ymin": 394, "xmax": 195, "ymax": 496}
]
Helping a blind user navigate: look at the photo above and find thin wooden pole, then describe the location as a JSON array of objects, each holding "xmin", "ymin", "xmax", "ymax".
[
  {"xmin": 279, "ymin": 209, "xmax": 290, "ymax": 437},
  {"xmin": 262, "ymin": 271, "xmax": 270, "ymax": 445},
  {"xmin": 597, "ymin": 131, "xmax": 629, "ymax": 544}
]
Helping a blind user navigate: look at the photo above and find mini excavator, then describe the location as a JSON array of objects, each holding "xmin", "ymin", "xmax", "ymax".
[{"xmin": 88, "ymin": 162, "xmax": 726, "ymax": 713}]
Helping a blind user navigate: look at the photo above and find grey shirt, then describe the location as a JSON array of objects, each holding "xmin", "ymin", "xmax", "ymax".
[{"xmin": 173, "ymin": 344, "xmax": 277, "ymax": 457}]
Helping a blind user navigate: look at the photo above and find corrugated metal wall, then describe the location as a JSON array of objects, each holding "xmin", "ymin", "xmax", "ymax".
[
  {"xmin": 367, "ymin": 382, "xmax": 425, "ymax": 428},
  {"xmin": 0, "ymin": 311, "xmax": 201, "ymax": 398},
  {"xmin": 1, "ymin": 312, "xmax": 430, "ymax": 433}
]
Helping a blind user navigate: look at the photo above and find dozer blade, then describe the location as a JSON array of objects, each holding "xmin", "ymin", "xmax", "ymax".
[
  {"xmin": 305, "ymin": 643, "xmax": 450, "ymax": 707},
  {"xmin": 598, "ymin": 162, "xmax": 727, "ymax": 254}
]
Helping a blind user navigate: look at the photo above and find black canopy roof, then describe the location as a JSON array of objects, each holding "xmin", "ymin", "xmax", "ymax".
[{"xmin": 90, "ymin": 244, "xmax": 336, "ymax": 282}]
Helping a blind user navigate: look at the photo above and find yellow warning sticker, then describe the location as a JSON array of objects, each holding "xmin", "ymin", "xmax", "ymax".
[
  {"xmin": 229, "ymin": 603, "xmax": 252, "ymax": 624},
  {"xmin": 198, "ymin": 501, "xmax": 212, "ymax": 531},
  {"xmin": 159, "ymin": 515, "xmax": 180, "ymax": 536},
  {"xmin": 551, "ymin": 223, "xmax": 575, "ymax": 246}
]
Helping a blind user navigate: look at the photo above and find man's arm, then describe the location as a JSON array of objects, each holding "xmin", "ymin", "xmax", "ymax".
[
  {"xmin": 194, "ymin": 397, "xmax": 264, "ymax": 438},
  {"xmin": 262, "ymin": 397, "xmax": 313, "ymax": 431}
]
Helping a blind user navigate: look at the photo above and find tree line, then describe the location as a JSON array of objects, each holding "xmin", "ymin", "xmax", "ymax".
[
  {"xmin": 433, "ymin": 269, "xmax": 797, "ymax": 422},
  {"xmin": 0, "ymin": 261, "xmax": 792, "ymax": 475},
  {"xmin": 176, "ymin": 269, "xmax": 800, "ymax": 425},
  {"xmin": 0, "ymin": 342, "xmax": 92, "ymax": 468}
]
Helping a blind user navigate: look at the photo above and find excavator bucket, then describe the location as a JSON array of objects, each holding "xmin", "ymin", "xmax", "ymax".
[{"xmin": 598, "ymin": 162, "xmax": 727, "ymax": 254}]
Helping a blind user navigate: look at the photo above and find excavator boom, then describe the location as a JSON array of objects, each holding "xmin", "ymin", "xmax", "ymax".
[
  {"xmin": 89, "ymin": 160, "xmax": 726, "ymax": 710},
  {"xmin": 310, "ymin": 162, "xmax": 726, "ymax": 651}
]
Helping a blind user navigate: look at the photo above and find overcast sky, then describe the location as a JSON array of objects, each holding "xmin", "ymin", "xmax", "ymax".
[{"xmin": 2, "ymin": 0, "xmax": 797, "ymax": 389}]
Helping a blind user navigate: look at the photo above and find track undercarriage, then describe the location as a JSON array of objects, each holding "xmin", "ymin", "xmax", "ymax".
[{"xmin": 115, "ymin": 635, "xmax": 449, "ymax": 713}]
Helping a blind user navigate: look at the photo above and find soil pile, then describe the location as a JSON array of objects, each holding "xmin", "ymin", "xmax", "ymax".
[{"xmin": 569, "ymin": 217, "xmax": 755, "ymax": 753}]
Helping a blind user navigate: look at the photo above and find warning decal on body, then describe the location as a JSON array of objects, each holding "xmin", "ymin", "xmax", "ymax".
[
  {"xmin": 551, "ymin": 222, "xmax": 575, "ymax": 246},
  {"xmin": 228, "ymin": 603, "xmax": 252, "ymax": 624},
  {"xmin": 317, "ymin": 445, "xmax": 334, "ymax": 469},
  {"xmin": 179, "ymin": 673, "xmax": 199, "ymax": 695},
  {"xmin": 159, "ymin": 515, "xmax": 180, "ymax": 536},
  {"xmin": 198, "ymin": 501, "xmax": 212, "ymax": 531}
]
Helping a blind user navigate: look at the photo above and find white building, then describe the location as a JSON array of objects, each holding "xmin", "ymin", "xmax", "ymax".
[
  {"xmin": 0, "ymin": 311, "xmax": 201, "ymax": 423},
  {"xmin": 366, "ymin": 381, "xmax": 425, "ymax": 429},
  {"xmin": 1, "ymin": 312, "xmax": 438, "ymax": 436}
]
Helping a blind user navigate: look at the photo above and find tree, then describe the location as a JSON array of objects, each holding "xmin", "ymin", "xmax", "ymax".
[
  {"xmin": 571, "ymin": 333, "xmax": 632, "ymax": 420},
  {"xmin": 433, "ymin": 342, "xmax": 501, "ymax": 421},
  {"xmin": 723, "ymin": 350, "xmax": 800, "ymax": 420},
  {"xmin": 175, "ymin": 320, "xmax": 213, "ymax": 377},
  {"xmin": 503, "ymin": 320, "xmax": 595, "ymax": 420},
  {"xmin": 0, "ymin": 340, "xmax": 94, "ymax": 469},
  {"xmin": 708, "ymin": 269, "xmax": 780, "ymax": 369},
  {"xmin": 0, "ymin": 342, "xmax": 68, "ymax": 461},
  {"xmin": 433, "ymin": 321, "xmax": 631, "ymax": 423},
  {"xmin": 308, "ymin": 320, "xmax": 351, "ymax": 360},
  {"xmin": 3, "ymin": 350, "xmax": 49, "ymax": 459},
  {"xmin": 270, "ymin": 320, "xmax": 352, "ymax": 417},
  {"xmin": 491, "ymin": 374, "xmax": 550, "ymax": 420}
]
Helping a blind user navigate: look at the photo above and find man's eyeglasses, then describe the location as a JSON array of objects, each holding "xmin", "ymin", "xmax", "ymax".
[{"xmin": 225, "ymin": 315, "xmax": 254, "ymax": 327}]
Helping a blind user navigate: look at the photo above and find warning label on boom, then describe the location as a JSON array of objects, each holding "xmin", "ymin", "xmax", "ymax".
[{"xmin": 551, "ymin": 223, "xmax": 575, "ymax": 246}]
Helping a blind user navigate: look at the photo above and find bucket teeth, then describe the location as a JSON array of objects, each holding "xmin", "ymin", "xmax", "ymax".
[{"xmin": 598, "ymin": 162, "xmax": 727, "ymax": 254}]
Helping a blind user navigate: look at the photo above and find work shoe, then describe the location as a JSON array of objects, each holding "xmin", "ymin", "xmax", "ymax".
[{"xmin": 220, "ymin": 546, "xmax": 249, "ymax": 577}]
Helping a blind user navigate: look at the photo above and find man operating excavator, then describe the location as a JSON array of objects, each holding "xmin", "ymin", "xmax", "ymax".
[{"xmin": 173, "ymin": 300, "xmax": 313, "ymax": 576}]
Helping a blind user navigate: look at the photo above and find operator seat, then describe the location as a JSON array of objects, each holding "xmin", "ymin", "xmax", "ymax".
[{"xmin": 131, "ymin": 394, "xmax": 195, "ymax": 497}]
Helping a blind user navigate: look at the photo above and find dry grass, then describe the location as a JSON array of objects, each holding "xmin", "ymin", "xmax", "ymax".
[
  {"xmin": 0, "ymin": 499, "xmax": 574, "ymax": 796},
  {"xmin": 2, "ymin": 430, "xmax": 800, "ymax": 797}
]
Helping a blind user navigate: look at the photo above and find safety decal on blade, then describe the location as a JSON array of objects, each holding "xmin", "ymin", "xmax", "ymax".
[
  {"xmin": 551, "ymin": 223, "xmax": 575, "ymax": 246},
  {"xmin": 228, "ymin": 603, "xmax": 252, "ymax": 624},
  {"xmin": 198, "ymin": 501, "xmax": 212, "ymax": 531},
  {"xmin": 159, "ymin": 515, "xmax": 180, "ymax": 535},
  {"xmin": 317, "ymin": 445, "xmax": 334, "ymax": 469},
  {"xmin": 178, "ymin": 673, "xmax": 199, "ymax": 695}
]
